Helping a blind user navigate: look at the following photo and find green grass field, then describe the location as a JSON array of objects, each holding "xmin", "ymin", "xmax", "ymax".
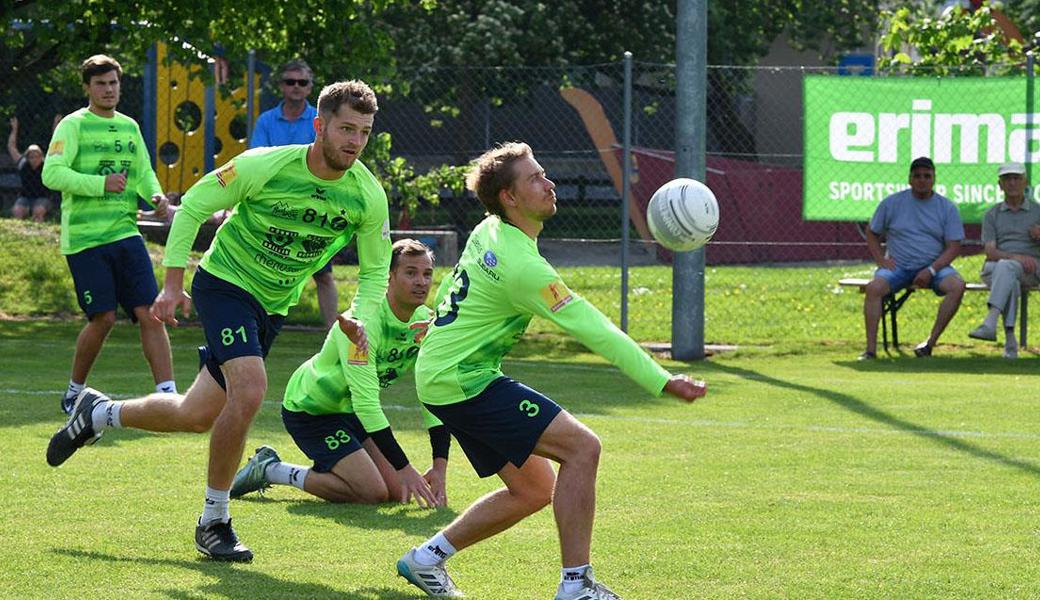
[{"xmin": 2, "ymin": 320, "xmax": 1039, "ymax": 599}]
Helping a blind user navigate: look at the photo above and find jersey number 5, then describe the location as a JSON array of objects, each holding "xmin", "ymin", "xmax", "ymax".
[{"xmin": 433, "ymin": 268, "xmax": 470, "ymax": 326}]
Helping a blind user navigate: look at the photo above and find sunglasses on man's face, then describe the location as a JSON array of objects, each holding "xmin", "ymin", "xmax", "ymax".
[{"xmin": 282, "ymin": 78, "xmax": 311, "ymax": 87}]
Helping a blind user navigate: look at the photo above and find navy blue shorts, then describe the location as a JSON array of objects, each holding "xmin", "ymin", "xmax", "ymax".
[
  {"xmin": 312, "ymin": 258, "xmax": 333, "ymax": 276},
  {"xmin": 192, "ymin": 267, "xmax": 284, "ymax": 390},
  {"xmin": 65, "ymin": 236, "xmax": 158, "ymax": 322},
  {"xmin": 282, "ymin": 407, "xmax": 368, "ymax": 472},
  {"xmin": 424, "ymin": 377, "xmax": 562, "ymax": 478}
]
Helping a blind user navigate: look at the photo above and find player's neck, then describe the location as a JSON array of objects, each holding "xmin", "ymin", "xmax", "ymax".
[
  {"xmin": 305, "ymin": 144, "xmax": 346, "ymax": 180},
  {"xmin": 387, "ymin": 294, "xmax": 418, "ymax": 322},
  {"xmin": 500, "ymin": 212, "xmax": 542, "ymax": 240},
  {"xmin": 88, "ymin": 104, "xmax": 115, "ymax": 118}
]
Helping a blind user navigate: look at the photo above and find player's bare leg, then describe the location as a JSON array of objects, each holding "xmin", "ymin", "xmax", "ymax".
[
  {"xmin": 862, "ymin": 277, "xmax": 890, "ymax": 356},
  {"xmin": 924, "ymin": 275, "xmax": 965, "ymax": 350},
  {"xmin": 133, "ymin": 305, "xmax": 174, "ymax": 385},
  {"xmin": 304, "ymin": 445, "xmax": 389, "ymax": 503},
  {"xmin": 119, "ymin": 367, "xmax": 226, "ymax": 433},
  {"xmin": 69, "ymin": 310, "xmax": 116, "ymax": 385},
  {"xmin": 313, "ymin": 270, "xmax": 339, "ymax": 328}
]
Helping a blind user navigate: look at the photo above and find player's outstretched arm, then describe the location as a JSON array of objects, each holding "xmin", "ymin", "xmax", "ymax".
[
  {"xmin": 663, "ymin": 374, "xmax": 707, "ymax": 402},
  {"xmin": 337, "ymin": 314, "xmax": 368, "ymax": 353}
]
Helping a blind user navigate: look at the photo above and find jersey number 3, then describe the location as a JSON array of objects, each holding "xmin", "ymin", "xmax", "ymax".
[{"xmin": 433, "ymin": 268, "xmax": 470, "ymax": 326}]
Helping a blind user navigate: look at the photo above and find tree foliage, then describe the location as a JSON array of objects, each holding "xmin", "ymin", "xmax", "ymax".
[{"xmin": 877, "ymin": 1, "xmax": 1027, "ymax": 75}]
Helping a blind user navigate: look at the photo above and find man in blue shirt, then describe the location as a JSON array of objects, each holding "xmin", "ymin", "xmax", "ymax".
[
  {"xmin": 861, "ymin": 156, "xmax": 966, "ymax": 359},
  {"xmin": 250, "ymin": 59, "xmax": 338, "ymax": 326}
]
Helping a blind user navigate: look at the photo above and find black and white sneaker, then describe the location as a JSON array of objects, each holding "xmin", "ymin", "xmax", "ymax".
[
  {"xmin": 195, "ymin": 518, "xmax": 254, "ymax": 562},
  {"xmin": 46, "ymin": 387, "xmax": 107, "ymax": 467},
  {"xmin": 60, "ymin": 392, "xmax": 76, "ymax": 415}
]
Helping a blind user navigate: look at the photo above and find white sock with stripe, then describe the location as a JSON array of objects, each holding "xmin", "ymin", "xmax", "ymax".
[
  {"xmin": 414, "ymin": 532, "xmax": 457, "ymax": 565},
  {"xmin": 265, "ymin": 461, "xmax": 309, "ymax": 490},
  {"xmin": 201, "ymin": 487, "xmax": 231, "ymax": 525},
  {"xmin": 560, "ymin": 564, "xmax": 591, "ymax": 593},
  {"xmin": 91, "ymin": 400, "xmax": 121, "ymax": 431}
]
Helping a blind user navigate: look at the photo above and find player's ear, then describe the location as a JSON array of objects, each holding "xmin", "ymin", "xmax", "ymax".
[
  {"xmin": 499, "ymin": 187, "xmax": 514, "ymax": 207},
  {"xmin": 313, "ymin": 115, "xmax": 323, "ymax": 138}
]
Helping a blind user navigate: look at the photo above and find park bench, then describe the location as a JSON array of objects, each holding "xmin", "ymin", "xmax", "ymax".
[{"xmin": 838, "ymin": 278, "xmax": 1036, "ymax": 351}]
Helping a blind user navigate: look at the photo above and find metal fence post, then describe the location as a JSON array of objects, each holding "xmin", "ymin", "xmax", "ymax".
[
  {"xmin": 621, "ymin": 52, "xmax": 633, "ymax": 332},
  {"xmin": 204, "ymin": 60, "xmax": 216, "ymax": 174},
  {"xmin": 672, "ymin": 0, "xmax": 707, "ymax": 360},
  {"xmin": 143, "ymin": 44, "xmax": 157, "ymax": 166},
  {"xmin": 247, "ymin": 49, "xmax": 256, "ymax": 144}
]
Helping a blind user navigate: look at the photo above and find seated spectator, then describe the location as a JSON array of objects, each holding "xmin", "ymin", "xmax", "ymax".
[
  {"xmin": 6, "ymin": 116, "xmax": 58, "ymax": 222},
  {"xmin": 967, "ymin": 161, "xmax": 1040, "ymax": 359},
  {"xmin": 861, "ymin": 156, "xmax": 966, "ymax": 359}
]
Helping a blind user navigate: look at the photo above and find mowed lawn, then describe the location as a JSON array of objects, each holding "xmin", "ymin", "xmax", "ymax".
[{"xmin": 1, "ymin": 320, "xmax": 1038, "ymax": 599}]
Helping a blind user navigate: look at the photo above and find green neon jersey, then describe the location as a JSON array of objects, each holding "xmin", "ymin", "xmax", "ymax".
[
  {"xmin": 43, "ymin": 108, "xmax": 163, "ymax": 255},
  {"xmin": 282, "ymin": 297, "xmax": 440, "ymax": 432},
  {"xmin": 163, "ymin": 145, "xmax": 391, "ymax": 317},
  {"xmin": 416, "ymin": 215, "xmax": 671, "ymax": 406}
]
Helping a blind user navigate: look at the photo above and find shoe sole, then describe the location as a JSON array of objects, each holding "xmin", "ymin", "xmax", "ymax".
[
  {"xmin": 195, "ymin": 542, "xmax": 253, "ymax": 562},
  {"xmin": 968, "ymin": 332, "xmax": 997, "ymax": 341},
  {"xmin": 396, "ymin": 560, "xmax": 462, "ymax": 598}
]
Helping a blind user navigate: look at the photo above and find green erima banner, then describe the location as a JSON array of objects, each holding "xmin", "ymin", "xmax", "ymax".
[{"xmin": 804, "ymin": 76, "xmax": 1038, "ymax": 223}]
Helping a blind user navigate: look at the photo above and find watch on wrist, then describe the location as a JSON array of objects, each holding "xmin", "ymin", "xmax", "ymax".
[{"xmin": 927, "ymin": 266, "xmax": 937, "ymax": 276}]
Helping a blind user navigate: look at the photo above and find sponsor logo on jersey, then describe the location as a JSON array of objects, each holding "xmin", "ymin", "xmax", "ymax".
[
  {"xmin": 311, "ymin": 186, "xmax": 327, "ymax": 201},
  {"xmin": 348, "ymin": 343, "xmax": 369, "ymax": 365},
  {"xmin": 262, "ymin": 226, "xmax": 296, "ymax": 256},
  {"xmin": 93, "ymin": 142, "xmax": 108, "ymax": 152},
  {"xmin": 540, "ymin": 279, "xmax": 574, "ymax": 313},
  {"xmin": 215, "ymin": 161, "xmax": 238, "ymax": 188},
  {"xmin": 297, "ymin": 235, "xmax": 330, "ymax": 259},
  {"xmin": 272, "ymin": 201, "xmax": 299, "ymax": 220},
  {"xmin": 48, "ymin": 140, "xmax": 64, "ymax": 156},
  {"xmin": 483, "ymin": 250, "xmax": 498, "ymax": 267}
]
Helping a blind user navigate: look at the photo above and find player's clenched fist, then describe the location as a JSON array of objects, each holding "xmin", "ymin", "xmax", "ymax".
[{"xmin": 663, "ymin": 374, "xmax": 707, "ymax": 402}]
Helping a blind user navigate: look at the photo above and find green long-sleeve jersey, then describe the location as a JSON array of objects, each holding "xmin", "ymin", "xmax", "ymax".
[
  {"xmin": 415, "ymin": 215, "xmax": 671, "ymax": 406},
  {"xmin": 283, "ymin": 297, "xmax": 440, "ymax": 432},
  {"xmin": 163, "ymin": 145, "xmax": 390, "ymax": 318},
  {"xmin": 43, "ymin": 108, "xmax": 163, "ymax": 255}
]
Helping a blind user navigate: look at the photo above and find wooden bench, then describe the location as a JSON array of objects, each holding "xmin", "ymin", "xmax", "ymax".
[{"xmin": 838, "ymin": 278, "xmax": 1035, "ymax": 351}]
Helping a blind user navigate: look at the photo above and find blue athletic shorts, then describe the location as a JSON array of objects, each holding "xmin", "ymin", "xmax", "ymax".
[
  {"xmin": 424, "ymin": 377, "xmax": 563, "ymax": 478},
  {"xmin": 875, "ymin": 265, "xmax": 960, "ymax": 296},
  {"xmin": 282, "ymin": 407, "xmax": 368, "ymax": 472},
  {"xmin": 191, "ymin": 267, "xmax": 284, "ymax": 390},
  {"xmin": 65, "ymin": 236, "xmax": 158, "ymax": 322},
  {"xmin": 312, "ymin": 258, "xmax": 333, "ymax": 276}
]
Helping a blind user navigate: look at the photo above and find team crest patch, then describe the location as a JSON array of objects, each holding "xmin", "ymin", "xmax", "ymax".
[
  {"xmin": 48, "ymin": 140, "xmax": 64, "ymax": 156},
  {"xmin": 348, "ymin": 342, "xmax": 369, "ymax": 366},
  {"xmin": 540, "ymin": 279, "xmax": 574, "ymax": 313},
  {"xmin": 483, "ymin": 250, "xmax": 497, "ymax": 267},
  {"xmin": 215, "ymin": 161, "xmax": 238, "ymax": 188}
]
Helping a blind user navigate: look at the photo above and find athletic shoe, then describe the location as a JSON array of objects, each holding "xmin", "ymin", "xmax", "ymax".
[
  {"xmin": 46, "ymin": 387, "xmax": 107, "ymax": 467},
  {"xmin": 1004, "ymin": 347, "xmax": 1019, "ymax": 359},
  {"xmin": 857, "ymin": 351, "xmax": 876, "ymax": 361},
  {"xmin": 913, "ymin": 342, "xmax": 933, "ymax": 358},
  {"xmin": 194, "ymin": 518, "xmax": 253, "ymax": 562},
  {"xmin": 968, "ymin": 324, "xmax": 997, "ymax": 341},
  {"xmin": 396, "ymin": 547, "xmax": 464, "ymax": 598},
  {"xmin": 554, "ymin": 568, "xmax": 622, "ymax": 600},
  {"xmin": 230, "ymin": 445, "xmax": 281, "ymax": 498},
  {"xmin": 60, "ymin": 392, "xmax": 76, "ymax": 415}
]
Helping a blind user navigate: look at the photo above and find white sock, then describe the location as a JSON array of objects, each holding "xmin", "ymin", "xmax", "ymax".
[
  {"xmin": 155, "ymin": 380, "xmax": 177, "ymax": 394},
  {"xmin": 415, "ymin": 532, "xmax": 457, "ymax": 565},
  {"xmin": 201, "ymin": 486, "xmax": 231, "ymax": 525},
  {"xmin": 265, "ymin": 461, "xmax": 309, "ymax": 490},
  {"xmin": 91, "ymin": 400, "xmax": 121, "ymax": 431},
  {"xmin": 560, "ymin": 564, "xmax": 591, "ymax": 593},
  {"xmin": 983, "ymin": 307, "xmax": 1000, "ymax": 329},
  {"xmin": 66, "ymin": 381, "xmax": 84, "ymax": 399}
]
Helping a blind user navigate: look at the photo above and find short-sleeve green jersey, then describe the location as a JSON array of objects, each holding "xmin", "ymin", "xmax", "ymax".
[
  {"xmin": 163, "ymin": 145, "xmax": 391, "ymax": 317},
  {"xmin": 282, "ymin": 298, "xmax": 440, "ymax": 432},
  {"xmin": 42, "ymin": 108, "xmax": 163, "ymax": 255},
  {"xmin": 416, "ymin": 215, "xmax": 670, "ymax": 406}
]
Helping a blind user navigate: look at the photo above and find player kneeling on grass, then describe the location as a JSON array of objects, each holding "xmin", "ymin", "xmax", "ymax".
[
  {"xmin": 230, "ymin": 239, "xmax": 448, "ymax": 507},
  {"xmin": 395, "ymin": 142, "xmax": 707, "ymax": 600}
]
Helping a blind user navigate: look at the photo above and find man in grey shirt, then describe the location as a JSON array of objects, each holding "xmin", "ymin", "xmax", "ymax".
[
  {"xmin": 968, "ymin": 161, "xmax": 1040, "ymax": 358},
  {"xmin": 862, "ymin": 156, "xmax": 966, "ymax": 359}
]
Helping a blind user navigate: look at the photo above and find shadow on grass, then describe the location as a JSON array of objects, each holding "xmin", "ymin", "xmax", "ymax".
[
  {"xmin": 284, "ymin": 499, "xmax": 457, "ymax": 536},
  {"xmin": 837, "ymin": 353, "xmax": 1039, "ymax": 374},
  {"xmin": 712, "ymin": 362, "xmax": 1040, "ymax": 478},
  {"xmin": 55, "ymin": 549, "xmax": 419, "ymax": 600}
]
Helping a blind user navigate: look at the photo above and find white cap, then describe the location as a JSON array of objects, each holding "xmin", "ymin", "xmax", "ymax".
[{"xmin": 998, "ymin": 162, "xmax": 1026, "ymax": 176}]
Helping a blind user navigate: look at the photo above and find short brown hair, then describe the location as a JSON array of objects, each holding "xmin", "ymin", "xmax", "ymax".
[
  {"xmin": 465, "ymin": 142, "xmax": 533, "ymax": 216},
  {"xmin": 317, "ymin": 80, "xmax": 378, "ymax": 117},
  {"xmin": 81, "ymin": 55, "xmax": 122, "ymax": 84},
  {"xmin": 390, "ymin": 238, "xmax": 434, "ymax": 272}
]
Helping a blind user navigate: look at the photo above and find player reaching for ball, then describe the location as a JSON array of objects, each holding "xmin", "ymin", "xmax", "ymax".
[{"xmin": 395, "ymin": 142, "xmax": 707, "ymax": 600}]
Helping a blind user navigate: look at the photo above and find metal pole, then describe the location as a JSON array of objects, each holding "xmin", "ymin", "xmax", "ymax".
[
  {"xmin": 247, "ymin": 49, "xmax": 256, "ymax": 143},
  {"xmin": 205, "ymin": 60, "xmax": 216, "ymax": 173},
  {"xmin": 672, "ymin": 0, "xmax": 707, "ymax": 360},
  {"xmin": 142, "ymin": 44, "xmax": 157, "ymax": 166},
  {"xmin": 621, "ymin": 52, "xmax": 633, "ymax": 332}
]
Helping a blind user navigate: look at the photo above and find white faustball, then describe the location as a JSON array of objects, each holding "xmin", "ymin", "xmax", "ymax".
[{"xmin": 646, "ymin": 178, "xmax": 719, "ymax": 252}]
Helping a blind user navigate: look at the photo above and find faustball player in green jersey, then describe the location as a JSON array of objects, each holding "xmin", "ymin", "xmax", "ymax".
[
  {"xmin": 231, "ymin": 239, "xmax": 451, "ymax": 508},
  {"xmin": 46, "ymin": 80, "xmax": 391, "ymax": 563},
  {"xmin": 42, "ymin": 54, "xmax": 176, "ymax": 415},
  {"xmin": 395, "ymin": 143, "xmax": 707, "ymax": 600}
]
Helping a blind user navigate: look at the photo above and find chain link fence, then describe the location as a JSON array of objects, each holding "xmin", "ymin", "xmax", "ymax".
[{"xmin": 3, "ymin": 55, "xmax": 1034, "ymax": 348}]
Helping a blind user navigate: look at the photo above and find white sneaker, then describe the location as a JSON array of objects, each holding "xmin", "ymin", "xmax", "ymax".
[
  {"xmin": 396, "ymin": 547, "xmax": 464, "ymax": 598},
  {"xmin": 554, "ymin": 568, "xmax": 622, "ymax": 600},
  {"xmin": 969, "ymin": 324, "xmax": 997, "ymax": 341}
]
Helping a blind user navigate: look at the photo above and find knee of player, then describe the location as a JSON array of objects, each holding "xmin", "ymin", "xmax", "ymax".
[
  {"xmin": 575, "ymin": 430, "xmax": 602, "ymax": 465},
  {"xmin": 92, "ymin": 311, "xmax": 118, "ymax": 329},
  {"xmin": 365, "ymin": 484, "xmax": 391, "ymax": 504},
  {"xmin": 185, "ymin": 412, "xmax": 216, "ymax": 433}
]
